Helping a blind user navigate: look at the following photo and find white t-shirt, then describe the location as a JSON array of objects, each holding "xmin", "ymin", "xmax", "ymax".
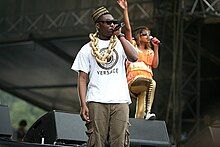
[{"xmin": 71, "ymin": 38, "xmax": 131, "ymax": 104}]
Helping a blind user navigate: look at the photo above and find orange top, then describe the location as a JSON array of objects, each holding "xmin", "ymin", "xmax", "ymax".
[{"xmin": 126, "ymin": 47, "xmax": 154, "ymax": 84}]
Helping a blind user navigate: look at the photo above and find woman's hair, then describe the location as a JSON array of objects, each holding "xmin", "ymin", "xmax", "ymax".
[
  {"xmin": 133, "ymin": 26, "xmax": 151, "ymax": 48},
  {"xmin": 133, "ymin": 26, "xmax": 150, "ymax": 41}
]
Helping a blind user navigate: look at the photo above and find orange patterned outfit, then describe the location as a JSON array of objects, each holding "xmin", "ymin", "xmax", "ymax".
[
  {"xmin": 126, "ymin": 47, "xmax": 156, "ymax": 119},
  {"xmin": 127, "ymin": 48, "xmax": 154, "ymax": 83}
]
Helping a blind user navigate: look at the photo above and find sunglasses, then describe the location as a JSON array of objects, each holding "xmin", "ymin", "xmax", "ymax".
[
  {"xmin": 98, "ymin": 20, "xmax": 119, "ymax": 25},
  {"xmin": 140, "ymin": 31, "xmax": 150, "ymax": 36}
]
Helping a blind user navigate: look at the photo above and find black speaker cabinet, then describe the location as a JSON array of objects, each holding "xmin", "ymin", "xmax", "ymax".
[
  {"xmin": 129, "ymin": 118, "xmax": 171, "ymax": 147},
  {"xmin": 0, "ymin": 105, "xmax": 12, "ymax": 137},
  {"xmin": 23, "ymin": 110, "xmax": 87, "ymax": 145},
  {"xmin": 185, "ymin": 124, "xmax": 220, "ymax": 147}
]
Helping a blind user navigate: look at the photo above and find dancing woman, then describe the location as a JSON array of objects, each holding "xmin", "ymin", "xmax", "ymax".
[{"xmin": 118, "ymin": 0, "xmax": 160, "ymax": 120}]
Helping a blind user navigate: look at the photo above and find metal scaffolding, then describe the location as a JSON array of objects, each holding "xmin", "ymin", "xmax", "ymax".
[
  {"xmin": 0, "ymin": 0, "xmax": 219, "ymax": 146},
  {"xmin": 0, "ymin": 1, "xmax": 154, "ymax": 43},
  {"xmin": 155, "ymin": 0, "xmax": 219, "ymax": 146}
]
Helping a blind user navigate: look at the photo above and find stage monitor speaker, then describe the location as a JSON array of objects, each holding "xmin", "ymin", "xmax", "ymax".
[
  {"xmin": 129, "ymin": 118, "xmax": 171, "ymax": 147},
  {"xmin": 23, "ymin": 110, "xmax": 87, "ymax": 145},
  {"xmin": 185, "ymin": 123, "xmax": 220, "ymax": 147},
  {"xmin": 0, "ymin": 105, "xmax": 12, "ymax": 137}
]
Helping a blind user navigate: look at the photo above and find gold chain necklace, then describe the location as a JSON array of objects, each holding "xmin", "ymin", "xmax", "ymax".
[{"xmin": 89, "ymin": 32, "xmax": 117, "ymax": 64}]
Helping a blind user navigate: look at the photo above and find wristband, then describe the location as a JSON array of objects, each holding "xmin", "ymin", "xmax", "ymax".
[{"xmin": 117, "ymin": 33, "xmax": 125, "ymax": 38}]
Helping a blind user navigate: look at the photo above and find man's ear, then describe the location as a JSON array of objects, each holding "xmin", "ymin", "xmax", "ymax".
[{"xmin": 96, "ymin": 23, "xmax": 100, "ymax": 29}]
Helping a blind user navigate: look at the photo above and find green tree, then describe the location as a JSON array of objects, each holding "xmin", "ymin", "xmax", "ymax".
[{"xmin": 0, "ymin": 90, "xmax": 46, "ymax": 130}]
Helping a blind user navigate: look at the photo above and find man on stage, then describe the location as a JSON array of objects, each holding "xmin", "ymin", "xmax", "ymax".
[{"xmin": 71, "ymin": 6, "xmax": 137, "ymax": 147}]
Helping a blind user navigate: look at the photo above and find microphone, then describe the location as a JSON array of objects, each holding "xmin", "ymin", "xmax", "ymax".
[
  {"xmin": 114, "ymin": 22, "xmax": 125, "ymax": 31},
  {"xmin": 149, "ymin": 36, "xmax": 161, "ymax": 45}
]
